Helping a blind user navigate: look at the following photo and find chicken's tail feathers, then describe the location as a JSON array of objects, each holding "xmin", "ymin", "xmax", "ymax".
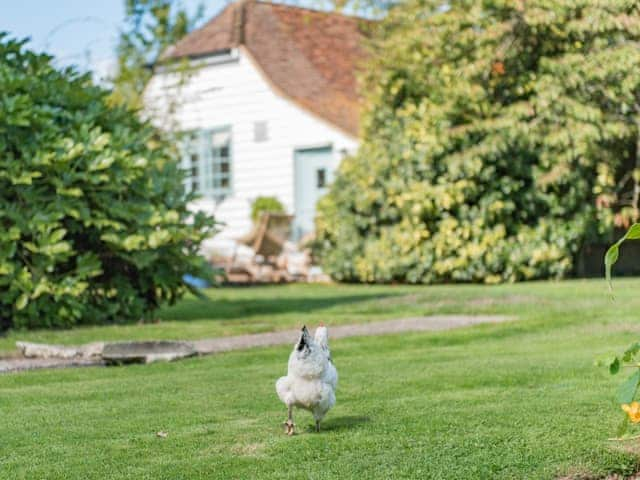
[{"xmin": 314, "ymin": 324, "xmax": 329, "ymax": 348}]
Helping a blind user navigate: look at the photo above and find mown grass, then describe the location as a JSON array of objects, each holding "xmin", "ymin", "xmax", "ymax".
[
  {"xmin": 3, "ymin": 279, "xmax": 640, "ymax": 478},
  {"xmin": 0, "ymin": 278, "xmax": 630, "ymax": 353}
]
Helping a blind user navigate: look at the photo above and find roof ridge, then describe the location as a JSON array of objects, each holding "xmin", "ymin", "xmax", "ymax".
[
  {"xmin": 156, "ymin": 0, "xmax": 368, "ymax": 136},
  {"xmin": 231, "ymin": 0, "xmax": 247, "ymax": 46}
]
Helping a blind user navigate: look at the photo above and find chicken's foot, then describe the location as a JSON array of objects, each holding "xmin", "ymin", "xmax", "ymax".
[{"xmin": 284, "ymin": 406, "xmax": 295, "ymax": 435}]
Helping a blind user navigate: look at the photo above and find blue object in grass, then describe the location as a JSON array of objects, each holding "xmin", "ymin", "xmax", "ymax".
[{"xmin": 183, "ymin": 274, "xmax": 210, "ymax": 289}]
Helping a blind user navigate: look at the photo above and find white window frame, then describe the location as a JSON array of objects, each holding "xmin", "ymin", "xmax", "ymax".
[{"xmin": 181, "ymin": 126, "xmax": 233, "ymax": 201}]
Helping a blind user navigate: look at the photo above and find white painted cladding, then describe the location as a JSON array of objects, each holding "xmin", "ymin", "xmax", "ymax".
[{"xmin": 144, "ymin": 49, "xmax": 358, "ymax": 240}]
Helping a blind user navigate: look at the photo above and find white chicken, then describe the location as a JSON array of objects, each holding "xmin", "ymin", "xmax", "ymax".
[{"xmin": 275, "ymin": 324, "xmax": 338, "ymax": 435}]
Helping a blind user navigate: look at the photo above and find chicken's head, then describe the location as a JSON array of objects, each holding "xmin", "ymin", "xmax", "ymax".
[{"xmin": 295, "ymin": 325, "xmax": 314, "ymax": 357}]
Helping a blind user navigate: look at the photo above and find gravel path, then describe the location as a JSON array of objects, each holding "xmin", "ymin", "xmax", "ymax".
[
  {"xmin": 192, "ymin": 314, "xmax": 512, "ymax": 354},
  {"xmin": 0, "ymin": 314, "xmax": 512, "ymax": 374},
  {"xmin": 0, "ymin": 357, "xmax": 102, "ymax": 373}
]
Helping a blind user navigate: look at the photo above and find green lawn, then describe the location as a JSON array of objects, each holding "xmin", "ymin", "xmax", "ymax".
[
  {"xmin": 2, "ymin": 279, "xmax": 640, "ymax": 478},
  {"xmin": 0, "ymin": 280, "xmax": 622, "ymax": 354},
  {"xmin": 0, "ymin": 282, "xmax": 537, "ymax": 354}
]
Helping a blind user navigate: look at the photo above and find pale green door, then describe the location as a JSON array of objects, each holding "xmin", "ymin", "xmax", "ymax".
[{"xmin": 294, "ymin": 146, "xmax": 334, "ymax": 240}]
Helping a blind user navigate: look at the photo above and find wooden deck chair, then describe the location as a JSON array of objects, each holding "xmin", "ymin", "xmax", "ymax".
[{"xmin": 226, "ymin": 212, "xmax": 293, "ymax": 282}]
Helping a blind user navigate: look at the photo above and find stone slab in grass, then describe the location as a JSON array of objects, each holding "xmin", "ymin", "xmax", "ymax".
[
  {"xmin": 101, "ymin": 341, "xmax": 198, "ymax": 365},
  {"xmin": 16, "ymin": 341, "xmax": 104, "ymax": 359}
]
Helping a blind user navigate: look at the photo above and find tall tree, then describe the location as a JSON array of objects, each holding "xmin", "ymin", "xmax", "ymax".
[
  {"xmin": 316, "ymin": 0, "xmax": 640, "ymax": 284},
  {"xmin": 110, "ymin": 0, "xmax": 203, "ymax": 110}
]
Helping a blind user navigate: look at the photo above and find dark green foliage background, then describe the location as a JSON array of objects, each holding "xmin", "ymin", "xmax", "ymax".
[
  {"xmin": 316, "ymin": 0, "xmax": 640, "ymax": 284},
  {"xmin": 0, "ymin": 35, "xmax": 216, "ymax": 330}
]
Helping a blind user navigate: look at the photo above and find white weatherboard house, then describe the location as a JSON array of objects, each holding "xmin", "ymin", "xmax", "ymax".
[{"xmin": 144, "ymin": 0, "xmax": 369, "ymax": 248}]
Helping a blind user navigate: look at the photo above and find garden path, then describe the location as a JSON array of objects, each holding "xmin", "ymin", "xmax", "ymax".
[{"xmin": 0, "ymin": 314, "xmax": 512, "ymax": 373}]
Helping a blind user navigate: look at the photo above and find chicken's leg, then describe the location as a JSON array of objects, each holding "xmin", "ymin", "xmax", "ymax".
[
  {"xmin": 284, "ymin": 405, "xmax": 295, "ymax": 435},
  {"xmin": 315, "ymin": 420, "xmax": 320, "ymax": 433}
]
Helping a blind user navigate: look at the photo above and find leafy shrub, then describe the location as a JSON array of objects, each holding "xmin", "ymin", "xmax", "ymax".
[
  {"xmin": 316, "ymin": 0, "xmax": 640, "ymax": 284},
  {"xmin": 0, "ymin": 35, "xmax": 216, "ymax": 330},
  {"xmin": 251, "ymin": 196, "xmax": 285, "ymax": 223}
]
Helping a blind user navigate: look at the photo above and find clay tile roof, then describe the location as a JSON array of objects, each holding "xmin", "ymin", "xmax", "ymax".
[{"xmin": 161, "ymin": 0, "xmax": 372, "ymax": 137}]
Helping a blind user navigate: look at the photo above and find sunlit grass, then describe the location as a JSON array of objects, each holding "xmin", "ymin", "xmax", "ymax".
[
  {"xmin": 1, "ymin": 278, "xmax": 636, "ymax": 354},
  {"xmin": 2, "ymin": 280, "xmax": 640, "ymax": 477}
]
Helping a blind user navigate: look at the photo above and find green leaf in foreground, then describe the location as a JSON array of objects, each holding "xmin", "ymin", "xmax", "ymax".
[
  {"xmin": 623, "ymin": 343, "xmax": 640, "ymax": 362},
  {"xmin": 604, "ymin": 244, "xmax": 619, "ymax": 289},
  {"xmin": 605, "ymin": 223, "xmax": 640, "ymax": 291},
  {"xmin": 618, "ymin": 370, "xmax": 640, "ymax": 404},
  {"xmin": 624, "ymin": 223, "xmax": 640, "ymax": 240},
  {"xmin": 609, "ymin": 357, "xmax": 621, "ymax": 375}
]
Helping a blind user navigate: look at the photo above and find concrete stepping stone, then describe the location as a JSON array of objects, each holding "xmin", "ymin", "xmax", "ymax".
[{"xmin": 101, "ymin": 341, "xmax": 197, "ymax": 365}]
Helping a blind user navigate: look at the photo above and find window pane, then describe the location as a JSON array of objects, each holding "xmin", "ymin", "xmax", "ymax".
[
  {"xmin": 181, "ymin": 132, "xmax": 204, "ymax": 195},
  {"xmin": 193, "ymin": 128, "xmax": 232, "ymax": 198},
  {"xmin": 211, "ymin": 129, "xmax": 231, "ymax": 195},
  {"xmin": 212, "ymin": 130, "xmax": 230, "ymax": 146},
  {"xmin": 317, "ymin": 168, "xmax": 326, "ymax": 188}
]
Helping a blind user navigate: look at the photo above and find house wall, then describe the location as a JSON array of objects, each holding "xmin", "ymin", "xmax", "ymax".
[{"xmin": 144, "ymin": 49, "xmax": 358, "ymax": 242}]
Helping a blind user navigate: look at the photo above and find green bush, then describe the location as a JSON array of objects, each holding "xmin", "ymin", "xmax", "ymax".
[
  {"xmin": 316, "ymin": 0, "xmax": 640, "ymax": 284},
  {"xmin": 251, "ymin": 196, "xmax": 285, "ymax": 223},
  {"xmin": 0, "ymin": 35, "xmax": 217, "ymax": 330}
]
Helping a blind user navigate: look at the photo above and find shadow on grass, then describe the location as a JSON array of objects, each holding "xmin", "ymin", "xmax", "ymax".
[
  {"xmin": 316, "ymin": 415, "xmax": 371, "ymax": 432},
  {"xmin": 157, "ymin": 293, "xmax": 398, "ymax": 322}
]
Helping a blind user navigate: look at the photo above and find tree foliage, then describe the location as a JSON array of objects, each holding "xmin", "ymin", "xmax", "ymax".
[
  {"xmin": 110, "ymin": 0, "xmax": 203, "ymax": 110},
  {"xmin": 316, "ymin": 0, "xmax": 640, "ymax": 283},
  {"xmin": 292, "ymin": 0, "xmax": 394, "ymax": 15},
  {"xmin": 0, "ymin": 35, "xmax": 217, "ymax": 330}
]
